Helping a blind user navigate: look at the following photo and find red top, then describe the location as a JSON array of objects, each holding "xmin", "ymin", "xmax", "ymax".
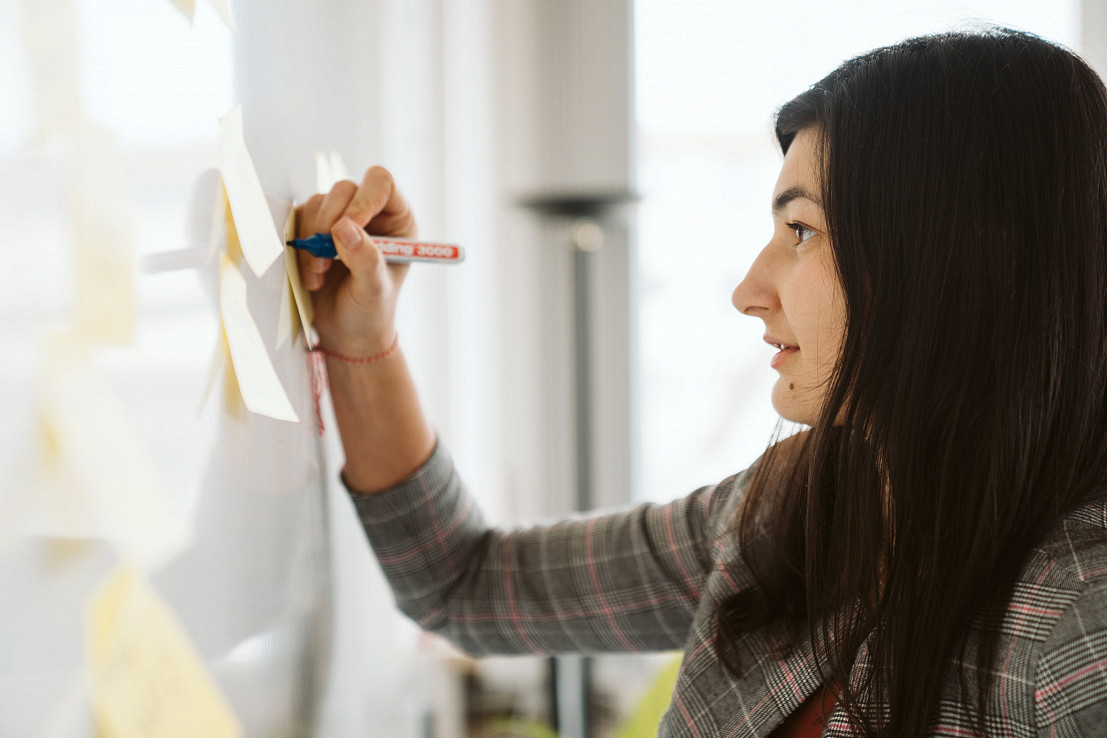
[{"xmin": 767, "ymin": 684, "xmax": 837, "ymax": 738}]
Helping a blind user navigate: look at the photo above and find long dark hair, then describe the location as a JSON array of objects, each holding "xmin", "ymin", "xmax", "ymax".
[{"xmin": 715, "ymin": 28, "xmax": 1107, "ymax": 737}]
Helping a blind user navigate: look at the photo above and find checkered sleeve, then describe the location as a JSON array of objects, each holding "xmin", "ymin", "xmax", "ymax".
[
  {"xmin": 348, "ymin": 439, "xmax": 740, "ymax": 655},
  {"xmin": 1034, "ymin": 581, "xmax": 1107, "ymax": 735}
]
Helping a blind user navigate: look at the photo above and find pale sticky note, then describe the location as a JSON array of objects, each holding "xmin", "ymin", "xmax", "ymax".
[
  {"xmin": 197, "ymin": 329, "xmax": 246, "ymax": 422},
  {"xmin": 283, "ymin": 205, "xmax": 314, "ymax": 346},
  {"xmin": 314, "ymin": 149, "xmax": 351, "ymax": 193},
  {"xmin": 32, "ymin": 360, "xmax": 192, "ymax": 571},
  {"xmin": 205, "ymin": 0, "xmax": 235, "ymax": 32},
  {"xmin": 198, "ymin": 332, "xmax": 224, "ymax": 413},
  {"xmin": 72, "ymin": 120, "xmax": 135, "ymax": 345},
  {"xmin": 219, "ymin": 254, "xmax": 298, "ymax": 422},
  {"xmin": 314, "ymin": 151, "xmax": 333, "ymax": 194},
  {"xmin": 168, "ymin": 0, "xmax": 195, "ymax": 21},
  {"xmin": 29, "ymin": 407, "xmax": 92, "ymax": 540},
  {"xmin": 204, "ymin": 179, "xmax": 228, "ymax": 267},
  {"xmin": 223, "ymin": 189, "xmax": 244, "ymax": 265},
  {"xmin": 276, "ymin": 276, "xmax": 293, "ymax": 349},
  {"xmin": 276, "ymin": 205, "xmax": 298, "ymax": 348},
  {"xmin": 222, "ymin": 329, "xmax": 248, "ymax": 423},
  {"xmin": 329, "ymin": 150, "xmax": 350, "ymax": 182},
  {"xmin": 218, "ymin": 106, "xmax": 283, "ymax": 277},
  {"xmin": 23, "ymin": 0, "xmax": 81, "ymax": 142},
  {"xmin": 86, "ymin": 566, "xmax": 242, "ymax": 738}
]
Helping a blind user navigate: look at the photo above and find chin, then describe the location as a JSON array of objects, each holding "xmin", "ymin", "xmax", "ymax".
[{"xmin": 771, "ymin": 382, "xmax": 816, "ymax": 425}]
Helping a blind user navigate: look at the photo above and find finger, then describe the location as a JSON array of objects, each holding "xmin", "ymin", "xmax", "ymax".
[
  {"xmin": 297, "ymin": 194, "xmax": 324, "ymax": 238},
  {"xmin": 316, "ymin": 180, "xmax": 359, "ymax": 230},
  {"xmin": 344, "ymin": 166, "xmax": 417, "ymax": 238},
  {"xmin": 303, "ymin": 182, "xmax": 358, "ymax": 288},
  {"xmin": 331, "ymin": 217, "xmax": 383, "ymax": 283}
]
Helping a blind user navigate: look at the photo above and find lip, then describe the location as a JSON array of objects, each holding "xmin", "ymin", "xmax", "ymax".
[
  {"xmin": 770, "ymin": 346, "xmax": 799, "ymax": 369},
  {"xmin": 764, "ymin": 335, "xmax": 799, "ymax": 369}
]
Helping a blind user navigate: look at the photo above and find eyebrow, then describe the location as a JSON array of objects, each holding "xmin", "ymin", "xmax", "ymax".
[{"xmin": 772, "ymin": 186, "xmax": 822, "ymax": 214}]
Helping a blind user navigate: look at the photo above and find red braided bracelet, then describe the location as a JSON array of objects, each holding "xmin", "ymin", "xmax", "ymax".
[{"xmin": 318, "ymin": 333, "xmax": 399, "ymax": 365}]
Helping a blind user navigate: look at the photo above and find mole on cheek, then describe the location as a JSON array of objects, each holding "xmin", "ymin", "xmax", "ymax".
[{"xmin": 789, "ymin": 383, "xmax": 795, "ymax": 390}]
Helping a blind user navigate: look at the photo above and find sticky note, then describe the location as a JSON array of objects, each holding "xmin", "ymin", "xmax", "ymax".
[
  {"xmin": 314, "ymin": 151, "xmax": 333, "ymax": 194},
  {"xmin": 71, "ymin": 120, "xmax": 135, "ymax": 345},
  {"xmin": 22, "ymin": 0, "xmax": 81, "ymax": 142},
  {"xmin": 30, "ymin": 407, "xmax": 93, "ymax": 540},
  {"xmin": 32, "ymin": 360, "xmax": 192, "ymax": 571},
  {"xmin": 198, "ymin": 331, "xmax": 223, "ymax": 414},
  {"xmin": 219, "ymin": 254, "xmax": 298, "ymax": 422},
  {"xmin": 328, "ymin": 150, "xmax": 350, "ymax": 182},
  {"xmin": 314, "ymin": 149, "xmax": 350, "ymax": 193},
  {"xmin": 86, "ymin": 566, "xmax": 242, "ymax": 738},
  {"xmin": 218, "ymin": 106, "xmax": 283, "ymax": 277},
  {"xmin": 275, "ymin": 206, "xmax": 296, "ymax": 349},
  {"xmin": 206, "ymin": 0, "xmax": 235, "ymax": 32},
  {"xmin": 222, "ymin": 188, "xmax": 245, "ymax": 265},
  {"xmin": 204, "ymin": 181, "xmax": 228, "ymax": 267},
  {"xmin": 222, "ymin": 332, "xmax": 247, "ymax": 422},
  {"xmin": 276, "ymin": 276, "xmax": 293, "ymax": 349},
  {"xmin": 168, "ymin": 0, "xmax": 195, "ymax": 21},
  {"xmin": 283, "ymin": 205, "xmax": 314, "ymax": 346}
]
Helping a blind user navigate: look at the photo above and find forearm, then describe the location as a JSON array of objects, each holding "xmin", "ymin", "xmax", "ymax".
[
  {"xmin": 326, "ymin": 346, "xmax": 436, "ymax": 494},
  {"xmin": 351, "ymin": 447, "xmax": 726, "ymax": 655}
]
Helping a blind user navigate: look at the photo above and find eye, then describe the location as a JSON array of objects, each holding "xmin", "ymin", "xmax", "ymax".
[{"xmin": 786, "ymin": 222, "xmax": 817, "ymax": 245}]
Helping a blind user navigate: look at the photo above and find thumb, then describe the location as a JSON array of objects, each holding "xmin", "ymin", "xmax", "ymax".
[{"xmin": 331, "ymin": 217, "xmax": 382, "ymax": 278}]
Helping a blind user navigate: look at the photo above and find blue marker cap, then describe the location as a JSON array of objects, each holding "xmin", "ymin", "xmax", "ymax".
[{"xmin": 286, "ymin": 233, "xmax": 338, "ymax": 259}]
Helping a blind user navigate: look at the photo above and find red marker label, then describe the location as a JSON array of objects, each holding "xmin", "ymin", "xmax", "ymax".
[{"xmin": 372, "ymin": 238, "xmax": 464, "ymax": 263}]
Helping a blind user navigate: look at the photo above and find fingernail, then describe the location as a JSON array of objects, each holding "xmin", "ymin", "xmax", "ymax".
[{"xmin": 335, "ymin": 219, "xmax": 360, "ymax": 248}]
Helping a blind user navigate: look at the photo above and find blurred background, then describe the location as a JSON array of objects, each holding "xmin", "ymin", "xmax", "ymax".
[{"xmin": 0, "ymin": 1, "xmax": 1096, "ymax": 736}]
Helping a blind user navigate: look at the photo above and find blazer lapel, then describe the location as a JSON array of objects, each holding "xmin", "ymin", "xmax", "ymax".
[{"xmin": 715, "ymin": 627, "xmax": 827, "ymax": 738}]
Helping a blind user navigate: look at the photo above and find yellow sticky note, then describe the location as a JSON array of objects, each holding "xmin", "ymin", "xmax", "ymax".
[
  {"xmin": 219, "ymin": 254, "xmax": 298, "ymax": 422},
  {"xmin": 71, "ymin": 120, "xmax": 135, "ymax": 345},
  {"xmin": 86, "ymin": 566, "xmax": 242, "ymax": 738},
  {"xmin": 32, "ymin": 361, "xmax": 192, "ymax": 571},
  {"xmin": 218, "ymin": 106, "xmax": 283, "ymax": 277},
  {"xmin": 221, "ymin": 328, "xmax": 247, "ymax": 422},
  {"xmin": 283, "ymin": 205, "xmax": 314, "ymax": 347}
]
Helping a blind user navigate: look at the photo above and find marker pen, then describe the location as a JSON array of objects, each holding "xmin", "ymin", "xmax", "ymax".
[{"xmin": 287, "ymin": 233, "xmax": 464, "ymax": 264}]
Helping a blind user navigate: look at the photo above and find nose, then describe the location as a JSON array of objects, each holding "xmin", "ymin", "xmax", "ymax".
[{"xmin": 732, "ymin": 242, "xmax": 777, "ymax": 317}]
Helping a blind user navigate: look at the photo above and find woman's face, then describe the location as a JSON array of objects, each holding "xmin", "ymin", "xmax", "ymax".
[{"xmin": 732, "ymin": 128, "xmax": 846, "ymax": 425}]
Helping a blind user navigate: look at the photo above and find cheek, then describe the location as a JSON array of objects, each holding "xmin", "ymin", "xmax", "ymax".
[
  {"xmin": 788, "ymin": 260, "xmax": 846, "ymax": 365},
  {"xmin": 812, "ymin": 281, "xmax": 846, "ymax": 369}
]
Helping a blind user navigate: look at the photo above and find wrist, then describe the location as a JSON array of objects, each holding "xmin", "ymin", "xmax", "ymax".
[{"xmin": 318, "ymin": 332, "xmax": 399, "ymax": 365}]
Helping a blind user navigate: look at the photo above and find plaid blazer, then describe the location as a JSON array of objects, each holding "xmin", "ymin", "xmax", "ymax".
[{"xmin": 350, "ymin": 441, "xmax": 1107, "ymax": 736}]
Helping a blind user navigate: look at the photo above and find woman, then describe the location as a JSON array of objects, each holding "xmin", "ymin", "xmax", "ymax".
[{"xmin": 297, "ymin": 28, "xmax": 1107, "ymax": 737}]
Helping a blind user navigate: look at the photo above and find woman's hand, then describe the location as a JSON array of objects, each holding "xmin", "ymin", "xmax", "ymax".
[{"xmin": 296, "ymin": 166, "xmax": 417, "ymax": 356}]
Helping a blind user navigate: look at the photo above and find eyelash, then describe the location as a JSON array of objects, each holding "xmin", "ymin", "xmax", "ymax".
[{"xmin": 785, "ymin": 221, "xmax": 817, "ymax": 245}]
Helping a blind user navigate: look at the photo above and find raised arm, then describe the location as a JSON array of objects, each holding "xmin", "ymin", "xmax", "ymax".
[{"xmin": 297, "ymin": 167, "xmax": 436, "ymax": 492}]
